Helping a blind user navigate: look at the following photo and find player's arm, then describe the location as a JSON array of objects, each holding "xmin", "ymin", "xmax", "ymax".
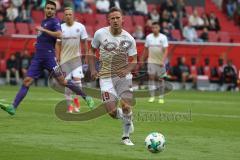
[
  {"xmin": 88, "ymin": 46, "xmax": 98, "ymax": 79},
  {"xmin": 161, "ymin": 36, "xmax": 169, "ymax": 66},
  {"xmin": 55, "ymin": 40, "xmax": 61, "ymax": 63},
  {"xmin": 161, "ymin": 47, "xmax": 168, "ymax": 67},
  {"xmin": 82, "ymin": 39, "xmax": 89, "ymax": 66},
  {"xmin": 81, "ymin": 38, "xmax": 88, "ymax": 55},
  {"xmin": 89, "ymin": 30, "xmax": 101, "ymax": 79},
  {"xmin": 141, "ymin": 35, "xmax": 149, "ymax": 67},
  {"xmin": 80, "ymin": 25, "xmax": 89, "ymax": 55},
  {"xmin": 141, "ymin": 47, "xmax": 149, "ymax": 66},
  {"xmin": 36, "ymin": 26, "xmax": 62, "ymax": 38}
]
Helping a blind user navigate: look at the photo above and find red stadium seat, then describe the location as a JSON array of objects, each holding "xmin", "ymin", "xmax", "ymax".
[
  {"xmin": 195, "ymin": 6, "xmax": 205, "ymax": 16},
  {"xmin": 96, "ymin": 14, "xmax": 108, "ymax": 26},
  {"xmin": 123, "ymin": 23, "xmax": 134, "ymax": 34},
  {"xmin": 29, "ymin": 23, "xmax": 39, "ymax": 35},
  {"xmin": 0, "ymin": 59, "xmax": 6, "ymax": 73},
  {"xmin": 197, "ymin": 30, "xmax": 203, "ymax": 37},
  {"xmin": 171, "ymin": 29, "xmax": 182, "ymax": 40},
  {"xmin": 185, "ymin": 6, "xmax": 193, "ymax": 15},
  {"xmin": 5, "ymin": 22, "xmax": 16, "ymax": 35},
  {"xmin": 75, "ymin": 12, "xmax": 84, "ymax": 23},
  {"xmin": 218, "ymin": 32, "xmax": 231, "ymax": 42},
  {"xmin": 123, "ymin": 16, "xmax": 133, "ymax": 26},
  {"xmin": 82, "ymin": 13, "xmax": 97, "ymax": 26},
  {"xmin": 86, "ymin": 25, "xmax": 95, "ymax": 38},
  {"xmin": 133, "ymin": 15, "xmax": 145, "ymax": 26},
  {"xmin": 123, "ymin": 16, "xmax": 134, "ymax": 33},
  {"xmin": 16, "ymin": 23, "xmax": 30, "ymax": 35},
  {"xmin": 147, "ymin": 4, "xmax": 160, "ymax": 12},
  {"xmin": 182, "ymin": 17, "xmax": 189, "ymax": 26},
  {"xmin": 31, "ymin": 10, "xmax": 44, "ymax": 24},
  {"xmin": 95, "ymin": 22, "xmax": 107, "ymax": 30},
  {"xmin": 57, "ymin": 12, "xmax": 64, "ymax": 20},
  {"xmin": 208, "ymin": 31, "xmax": 218, "ymax": 42}
]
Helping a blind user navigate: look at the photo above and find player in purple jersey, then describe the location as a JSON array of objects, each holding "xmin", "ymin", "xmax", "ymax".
[{"xmin": 0, "ymin": 0, "xmax": 94, "ymax": 115}]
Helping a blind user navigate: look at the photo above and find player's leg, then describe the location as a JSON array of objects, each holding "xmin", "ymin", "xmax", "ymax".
[
  {"xmin": 120, "ymin": 94, "xmax": 134, "ymax": 146},
  {"xmin": 45, "ymin": 58, "xmax": 95, "ymax": 109},
  {"xmin": 116, "ymin": 76, "xmax": 135, "ymax": 146},
  {"xmin": 65, "ymin": 87, "xmax": 74, "ymax": 113},
  {"xmin": 0, "ymin": 58, "xmax": 41, "ymax": 115},
  {"xmin": 157, "ymin": 66, "xmax": 166, "ymax": 104},
  {"xmin": 99, "ymin": 78, "xmax": 119, "ymax": 119},
  {"xmin": 71, "ymin": 66, "xmax": 85, "ymax": 112},
  {"xmin": 72, "ymin": 78, "xmax": 82, "ymax": 112},
  {"xmin": 148, "ymin": 63, "xmax": 158, "ymax": 102},
  {"xmin": 65, "ymin": 77, "xmax": 82, "ymax": 113},
  {"xmin": 99, "ymin": 77, "xmax": 134, "ymax": 145},
  {"xmin": 0, "ymin": 77, "xmax": 34, "ymax": 115},
  {"xmin": 64, "ymin": 71, "xmax": 75, "ymax": 113}
]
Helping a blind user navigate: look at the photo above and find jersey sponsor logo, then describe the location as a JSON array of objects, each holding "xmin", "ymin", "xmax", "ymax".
[
  {"xmin": 62, "ymin": 37, "xmax": 78, "ymax": 39},
  {"xmin": 76, "ymin": 29, "xmax": 80, "ymax": 33},
  {"xmin": 103, "ymin": 40, "xmax": 132, "ymax": 53},
  {"xmin": 103, "ymin": 42, "xmax": 117, "ymax": 52}
]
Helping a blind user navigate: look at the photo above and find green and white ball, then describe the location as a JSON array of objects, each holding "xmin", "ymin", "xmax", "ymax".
[{"xmin": 145, "ymin": 132, "xmax": 166, "ymax": 153}]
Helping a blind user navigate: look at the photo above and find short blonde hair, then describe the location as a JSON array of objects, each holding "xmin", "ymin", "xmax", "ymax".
[{"xmin": 64, "ymin": 7, "xmax": 73, "ymax": 11}]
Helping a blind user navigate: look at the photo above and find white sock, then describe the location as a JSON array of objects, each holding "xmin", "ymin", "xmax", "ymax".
[
  {"xmin": 122, "ymin": 112, "xmax": 133, "ymax": 138},
  {"xmin": 65, "ymin": 88, "xmax": 73, "ymax": 106},
  {"xmin": 116, "ymin": 107, "xmax": 123, "ymax": 119},
  {"xmin": 149, "ymin": 80, "xmax": 156, "ymax": 97},
  {"xmin": 158, "ymin": 79, "xmax": 165, "ymax": 99}
]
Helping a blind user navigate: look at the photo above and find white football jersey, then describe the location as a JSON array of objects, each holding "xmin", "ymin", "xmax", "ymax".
[
  {"xmin": 145, "ymin": 33, "xmax": 168, "ymax": 65},
  {"xmin": 60, "ymin": 22, "xmax": 88, "ymax": 64},
  {"xmin": 91, "ymin": 27, "xmax": 137, "ymax": 78}
]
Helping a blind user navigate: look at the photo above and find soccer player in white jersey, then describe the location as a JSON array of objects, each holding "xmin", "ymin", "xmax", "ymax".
[
  {"xmin": 142, "ymin": 22, "xmax": 169, "ymax": 103},
  {"xmin": 56, "ymin": 7, "xmax": 94, "ymax": 113},
  {"xmin": 89, "ymin": 7, "xmax": 137, "ymax": 146}
]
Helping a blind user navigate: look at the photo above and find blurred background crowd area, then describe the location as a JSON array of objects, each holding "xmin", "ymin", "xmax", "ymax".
[
  {"xmin": 0, "ymin": 0, "xmax": 240, "ymax": 42},
  {"xmin": 0, "ymin": 0, "xmax": 240, "ymax": 91}
]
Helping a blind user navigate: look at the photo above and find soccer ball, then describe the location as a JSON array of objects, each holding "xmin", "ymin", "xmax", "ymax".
[{"xmin": 145, "ymin": 132, "xmax": 166, "ymax": 153}]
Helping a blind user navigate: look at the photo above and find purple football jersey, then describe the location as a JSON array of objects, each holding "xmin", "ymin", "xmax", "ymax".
[{"xmin": 35, "ymin": 18, "xmax": 61, "ymax": 51}]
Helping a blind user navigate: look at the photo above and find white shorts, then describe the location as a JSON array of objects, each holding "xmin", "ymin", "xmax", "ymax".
[
  {"xmin": 65, "ymin": 66, "xmax": 84, "ymax": 80},
  {"xmin": 99, "ymin": 74, "xmax": 133, "ymax": 101},
  {"xmin": 148, "ymin": 63, "xmax": 166, "ymax": 78}
]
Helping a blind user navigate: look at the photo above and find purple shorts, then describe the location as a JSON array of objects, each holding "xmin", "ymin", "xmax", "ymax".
[{"xmin": 27, "ymin": 50, "xmax": 57, "ymax": 79}]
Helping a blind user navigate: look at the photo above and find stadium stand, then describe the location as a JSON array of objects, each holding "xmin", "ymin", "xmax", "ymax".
[{"xmin": 0, "ymin": 0, "xmax": 239, "ymax": 90}]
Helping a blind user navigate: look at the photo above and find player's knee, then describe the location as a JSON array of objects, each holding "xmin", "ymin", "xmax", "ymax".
[
  {"xmin": 120, "ymin": 100, "xmax": 131, "ymax": 113},
  {"xmin": 59, "ymin": 80, "xmax": 65, "ymax": 86},
  {"xmin": 23, "ymin": 77, "xmax": 33, "ymax": 87},
  {"xmin": 57, "ymin": 78, "xmax": 67, "ymax": 86},
  {"xmin": 108, "ymin": 110, "xmax": 117, "ymax": 118}
]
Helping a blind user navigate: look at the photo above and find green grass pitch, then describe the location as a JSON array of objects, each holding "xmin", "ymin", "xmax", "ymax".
[{"xmin": 0, "ymin": 86, "xmax": 240, "ymax": 160}]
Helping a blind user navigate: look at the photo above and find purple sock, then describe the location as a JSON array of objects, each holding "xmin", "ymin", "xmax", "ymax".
[
  {"xmin": 13, "ymin": 85, "xmax": 29, "ymax": 109},
  {"xmin": 66, "ymin": 80, "xmax": 87, "ymax": 99}
]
